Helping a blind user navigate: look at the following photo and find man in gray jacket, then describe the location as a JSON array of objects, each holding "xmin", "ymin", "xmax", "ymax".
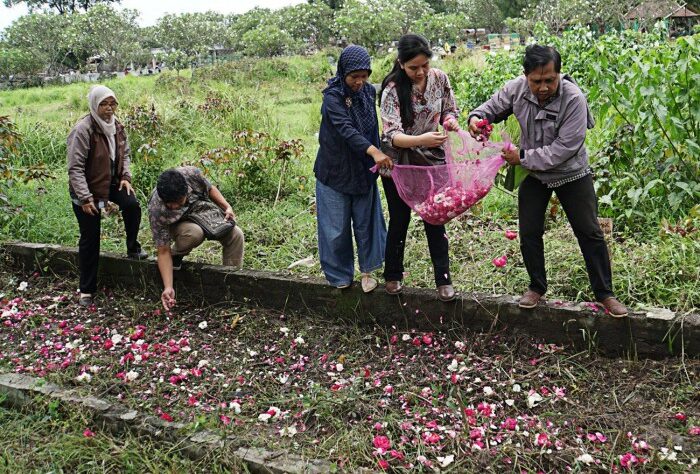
[{"xmin": 469, "ymin": 45, "xmax": 627, "ymax": 317}]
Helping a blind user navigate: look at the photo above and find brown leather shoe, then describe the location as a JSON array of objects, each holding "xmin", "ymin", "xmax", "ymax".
[
  {"xmin": 598, "ymin": 297, "xmax": 628, "ymax": 318},
  {"xmin": 519, "ymin": 289, "xmax": 543, "ymax": 309},
  {"xmin": 437, "ymin": 284, "xmax": 456, "ymax": 302},
  {"xmin": 385, "ymin": 280, "xmax": 403, "ymax": 295}
]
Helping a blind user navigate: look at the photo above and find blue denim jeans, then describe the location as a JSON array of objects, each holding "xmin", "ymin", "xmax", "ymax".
[{"xmin": 316, "ymin": 180, "xmax": 386, "ymax": 287}]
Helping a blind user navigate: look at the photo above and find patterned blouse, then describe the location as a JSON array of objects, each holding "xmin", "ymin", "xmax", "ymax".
[
  {"xmin": 148, "ymin": 166, "xmax": 212, "ymax": 248},
  {"xmin": 380, "ymin": 68, "xmax": 459, "ymax": 144}
]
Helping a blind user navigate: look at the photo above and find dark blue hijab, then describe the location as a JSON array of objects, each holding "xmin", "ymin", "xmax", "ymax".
[{"xmin": 323, "ymin": 45, "xmax": 376, "ymax": 136}]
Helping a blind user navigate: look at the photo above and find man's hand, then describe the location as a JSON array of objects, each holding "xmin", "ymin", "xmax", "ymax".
[
  {"xmin": 81, "ymin": 201, "xmax": 99, "ymax": 216},
  {"xmin": 161, "ymin": 286, "xmax": 176, "ymax": 310},
  {"xmin": 502, "ymin": 145, "xmax": 520, "ymax": 165},
  {"xmin": 224, "ymin": 206, "xmax": 236, "ymax": 222},
  {"xmin": 119, "ymin": 179, "xmax": 134, "ymax": 196}
]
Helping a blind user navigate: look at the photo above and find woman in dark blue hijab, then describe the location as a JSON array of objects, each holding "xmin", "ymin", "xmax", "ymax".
[{"xmin": 314, "ymin": 45, "xmax": 393, "ymax": 292}]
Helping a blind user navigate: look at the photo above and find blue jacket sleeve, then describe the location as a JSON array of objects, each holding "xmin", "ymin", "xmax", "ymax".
[{"xmin": 323, "ymin": 92, "xmax": 372, "ymax": 155}]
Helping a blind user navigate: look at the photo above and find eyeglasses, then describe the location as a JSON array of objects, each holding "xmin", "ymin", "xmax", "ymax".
[{"xmin": 99, "ymin": 102, "xmax": 118, "ymax": 109}]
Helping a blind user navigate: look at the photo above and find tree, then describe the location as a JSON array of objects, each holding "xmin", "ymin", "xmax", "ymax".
[
  {"xmin": 67, "ymin": 5, "xmax": 145, "ymax": 71},
  {"xmin": 276, "ymin": 2, "xmax": 335, "ymax": 48},
  {"xmin": 414, "ymin": 12, "xmax": 471, "ymax": 43},
  {"xmin": 307, "ymin": 0, "xmax": 344, "ymax": 9},
  {"xmin": 155, "ymin": 12, "xmax": 228, "ymax": 58},
  {"xmin": 0, "ymin": 47, "xmax": 44, "ymax": 77},
  {"xmin": 2, "ymin": 13, "xmax": 73, "ymax": 73},
  {"xmin": 228, "ymin": 8, "xmax": 273, "ymax": 51},
  {"xmin": 494, "ymin": 0, "xmax": 528, "ymax": 18},
  {"xmin": 3, "ymin": 0, "xmax": 121, "ymax": 14},
  {"xmin": 515, "ymin": 0, "xmax": 639, "ymax": 33},
  {"xmin": 242, "ymin": 24, "xmax": 302, "ymax": 57},
  {"xmin": 335, "ymin": 0, "xmax": 432, "ymax": 49}
]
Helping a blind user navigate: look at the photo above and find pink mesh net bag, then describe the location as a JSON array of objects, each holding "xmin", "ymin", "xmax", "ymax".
[{"xmin": 386, "ymin": 130, "xmax": 510, "ymax": 225}]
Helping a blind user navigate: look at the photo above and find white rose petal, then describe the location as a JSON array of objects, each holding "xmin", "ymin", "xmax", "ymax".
[
  {"xmin": 198, "ymin": 321, "xmax": 208, "ymax": 329},
  {"xmin": 125, "ymin": 370, "xmax": 139, "ymax": 381},
  {"xmin": 447, "ymin": 359, "xmax": 459, "ymax": 372},
  {"xmin": 437, "ymin": 454, "xmax": 454, "ymax": 467},
  {"xmin": 527, "ymin": 392, "xmax": 543, "ymax": 408},
  {"xmin": 483, "ymin": 386, "xmax": 495, "ymax": 396},
  {"xmin": 402, "ymin": 334, "xmax": 411, "ymax": 341},
  {"xmin": 280, "ymin": 426, "xmax": 297, "ymax": 437},
  {"xmin": 230, "ymin": 402, "xmax": 241, "ymax": 414},
  {"xmin": 294, "ymin": 336, "xmax": 305, "ymax": 345},
  {"xmin": 279, "ymin": 374, "xmax": 289, "ymax": 384},
  {"xmin": 18, "ymin": 281, "xmax": 28, "ymax": 291},
  {"xmin": 576, "ymin": 453, "xmax": 595, "ymax": 465},
  {"xmin": 258, "ymin": 413, "xmax": 272, "ymax": 422},
  {"xmin": 280, "ymin": 327, "xmax": 289, "ymax": 335},
  {"xmin": 111, "ymin": 334, "xmax": 123, "ymax": 345},
  {"xmin": 335, "ymin": 363, "xmax": 344, "ymax": 372},
  {"xmin": 75, "ymin": 372, "xmax": 92, "ymax": 383},
  {"xmin": 505, "ymin": 399, "xmax": 515, "ymax": 406},
  {"xmin": 512, "ymin": 383, "xmax": 522, "ymax": 393},
  {"xmin": 198, "ymin": 360, "xmax": 209, "ymax": 368}
]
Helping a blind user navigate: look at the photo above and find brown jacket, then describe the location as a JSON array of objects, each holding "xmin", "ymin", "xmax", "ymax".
[{"xmin": 67, "ymin": 115, "xmax": 131, "ymax": 204}]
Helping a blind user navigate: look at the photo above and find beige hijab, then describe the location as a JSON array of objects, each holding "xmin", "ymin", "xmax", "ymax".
[{"xmin": 87, "ymin": 85, "xmax": 117, "ymax": 161}]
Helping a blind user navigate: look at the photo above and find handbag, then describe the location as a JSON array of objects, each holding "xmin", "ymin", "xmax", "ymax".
[{"xmin": 182, "ymin": 194, "xmax": 235, "ymax": 240}]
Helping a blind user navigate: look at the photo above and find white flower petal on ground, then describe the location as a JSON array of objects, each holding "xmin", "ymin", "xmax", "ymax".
[
  {"xmin": 527, "ymin": 392, "xmax": 543, "ymax": 408},
  {"xmin": 198, "ymin": 321, "xmax": 208, "ymax": 329},
  {"xmin": 18, "ymin": 281, "xmax": 28, "ymax": 291},
  {"xmin": 437, "ymin": 454, "xmax": 454, "ymax": 467},
  {"xmin": 125, "ymin": 370, "xmax": 139, "ymax": 381},
  {"xmin": 576, "ymin": 453, "xmax": 595, "ymax": 465},
  {"xmin": 75, "ymin": 372, "xmax": 92, "ymax": 383}
]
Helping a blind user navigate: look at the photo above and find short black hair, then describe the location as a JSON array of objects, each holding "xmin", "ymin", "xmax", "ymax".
[
  {"xmin": 523, "ymin": 45, "xmax": 561, "ymax": 75},
  {"xmin": 156, "ymin": 169, "xmax": 187, "ymax": 203}
]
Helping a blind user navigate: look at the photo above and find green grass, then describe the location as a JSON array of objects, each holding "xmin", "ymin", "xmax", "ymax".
[
  {"xmin": 0, "ymin": 401, "xmax": 244, "ymax": 472},
  {"xmin": 1, "ymin": 55, "xmax": 699, "ymax": 313}
]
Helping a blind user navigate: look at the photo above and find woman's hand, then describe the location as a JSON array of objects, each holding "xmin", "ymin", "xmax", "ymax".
[
  {"xmin": 420, "ymin": 132, "xmax": 449, "ymax": 148},
  {"xmin": 81, "ymin": 201, "xmax": 99, "ymax": 216},
  {"xmin": 366, "ymin": 146, "xmax": 394, "ymax": 170},
  {"xmin": 442, "ymin": 116, "xmax": 460, "ymax": 132},
  {"xmin": 119, "ymin": 179, "xmax": 134, "ymax": 196},
  {"xmin": 372, "ymin": 151, "xmax": 394, "ymax": 170}
]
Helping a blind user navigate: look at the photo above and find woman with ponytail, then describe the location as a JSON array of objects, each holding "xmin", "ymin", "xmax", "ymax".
[{"xmin": 379, "ymin": 34, "xmax": 460, "ymax": 302}]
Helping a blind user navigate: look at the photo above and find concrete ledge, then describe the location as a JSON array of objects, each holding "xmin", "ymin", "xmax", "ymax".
[
  {"xmin": 0, "ymin": 372, "xmax": 344, "ymax": 474},
  {"xmin": 3, "ymin": 242, "xmax": 699, "ymax": 358}
]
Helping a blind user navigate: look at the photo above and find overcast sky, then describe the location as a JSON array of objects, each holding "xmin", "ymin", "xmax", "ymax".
[{"xmin": 0, "ymin": 0, "xmax": 306, "ymax": 31}]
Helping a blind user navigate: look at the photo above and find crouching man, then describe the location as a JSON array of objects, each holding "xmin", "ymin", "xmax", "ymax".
[{"xmin": 148, "ymin": 166, "xmax": 244, "ymax": 310}]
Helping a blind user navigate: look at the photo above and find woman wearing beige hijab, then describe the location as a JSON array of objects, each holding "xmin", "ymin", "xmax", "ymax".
[{"xmin": 67, "ymin": 85, "xmax": 147, "ymax": 307}]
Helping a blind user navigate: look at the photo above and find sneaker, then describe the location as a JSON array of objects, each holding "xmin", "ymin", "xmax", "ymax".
[
  {"xmin": 519, "ymin": 289, "xmax": 543, "ymax": 309},
  {"xmin": 171, "ymin": 255, "xmax": 184, "ymax": 271},
  {"xmin": 335, "ymin": 282, "xmax": 351, "ymax": 289},
  {"xmin": 598, "ymin": 297, "xmax": 628, "ymax": 318},
  {"xmin": 361, "ymin": 274, "xmax": 378, "ymax": 293},
  {"xmin": 127, "ymin": 249, "xmax": 149, "ymax": 260}
]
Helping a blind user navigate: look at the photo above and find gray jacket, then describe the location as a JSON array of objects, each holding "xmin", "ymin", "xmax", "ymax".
[{"xmin": 469, "ymin": 74, "xmax": 594, "ymax": 186}]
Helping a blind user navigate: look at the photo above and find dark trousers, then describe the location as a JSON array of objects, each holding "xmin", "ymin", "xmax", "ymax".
[
  {"xmin": 382, "ymin": 176, "xmax": 451, "ymax": 286},
  {"xmin": 72, "ymin": 183, "xmax": 142, "ymax": 294},
  {"xmin": 518, "ymin": 174, "xmax": 614, "ymax": 301}
]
